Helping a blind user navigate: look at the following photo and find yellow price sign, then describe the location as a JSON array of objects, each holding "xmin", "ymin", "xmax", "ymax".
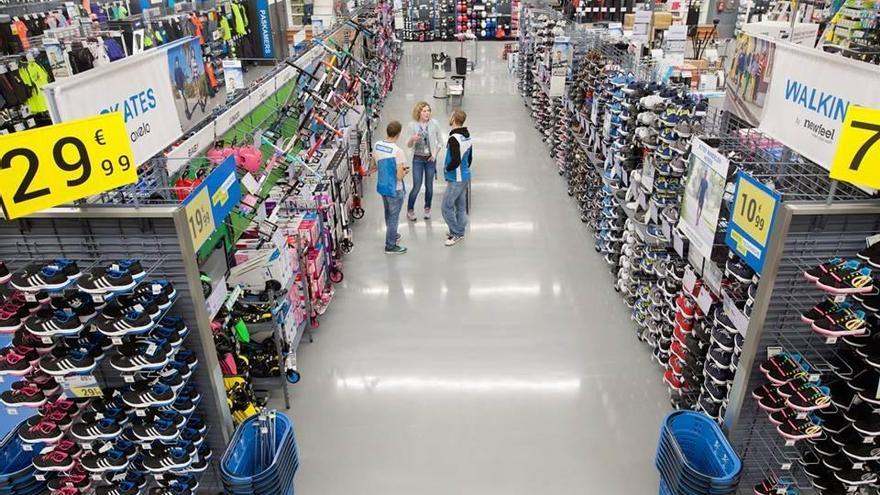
[
  {"xmin": 184, "ymin": 187, "xmax": 215, "ymax": 250},
  {"xmin": 69, "ymin": 386, "xmax": 103, "ymax": 398},
  {"xmin": 0, "ymin": 113, "xmax": 137, "ymax": 219},
  {"xmin": 829, "ymin": 106, "xmax": 880, "ymax": 190},
  {"xmin": 732, "ymin": 174, "xmax": 778, "ymax": 247}
]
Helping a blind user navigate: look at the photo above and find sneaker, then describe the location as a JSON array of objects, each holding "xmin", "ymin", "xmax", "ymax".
[
  {"xmin": 834, "ymin": 469, "xmax": 878, "ymax": 486},
  {"xmin": 96, "ymin": 309, "xmax": 155, "ymax": 337},
  {"xmin": 802, "ymin": 298, "xmax": 851, "ymax": 324},
  {"xmin": 20, "ymin": 419, "xmax": 65, "ymax": 443},
  {"xmin": 77, "ymin": 270, "xmax": 136, "ymax": 294},
  {"xmin": 71, "ymin": 418, "xmax": 122, "ymax": 441},
  {"xmin": 142, "ymin": 445, "xmax": 193, "ymax": 472},
  {"xmin": 804, "ymin": 257, "xmax": 849, "ymax": 281},
  {"xmin": 11, "ymin": 263, "xmax": 79, "ymax": 291},
  {"xmin": 816, "ymin": 264, "xmax": 874, "ymax": 294},
  {"xmin": 786, "ymin": 385, "xmax": 832, "ymax": 412},
  {"xmin": 1, "ymin": 383, "xmax": 48, "ymax": 407},
  {"xmin": 122, "ymin": 383, "xmax": 175, "ymax": 408},
  {"xmin": 812, "ymin": 307, "xmax": 868, "ymax": 337},
  {"xmin": 96, "ymin": 481, "xmax": 142, "ymax": 495},
  {"xmin": 25, "ymin": 310, "xmax": 85, "ymax": 337},
  {"xmin": 33, "ymin": 449, "xmax": 77, "ymax": 472},
  {"xmin": 40, "ymin": 348, "xmax": 98, "ymax": 375},
  {"xmin": 406, "ymin": 210, "xmax": 417, "ymax": 222},
  {"xmin": 110, "ymin": 340, "xmax": 171, "ymax": 372},
  {"xmin": 423, "ymin": 208, "xmax": 431, "ymax": 219},
  {"xmin": 81, "ymin": 449, "xmax": 130, "ymax": 473},
  {"xmin": 384, "ymin": 245, "xmax": 407, "ymax": 255},
  {"xmin": 445, "ymin": 235, "xmax": 463, "ymax": 247},
  {"xmin": 132, "ymin": 418, "xmax": 179, "ymax": 442},
  {"xmin": 0, "ymin": 350, "xmax": 35, "ymax": 376},
  {"xmin": 778, "ymin": 417, "xmax": 823, "ymax": 440}
]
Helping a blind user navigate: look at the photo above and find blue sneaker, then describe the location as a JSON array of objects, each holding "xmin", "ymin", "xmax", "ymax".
[
  {"xmin": 659, "ymin": 130, "xmax": 678, "ymax": 143},
  {"xmin": 610, "ymin": 73, "xmax": 628, "ymax": 87},
  {"xmin": 610, "ymin": 102, "xmax": 622, "ymax": 114}
]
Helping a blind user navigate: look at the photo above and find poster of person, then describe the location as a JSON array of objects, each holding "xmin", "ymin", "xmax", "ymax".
[
  {"xmin": 677, "ymin": 138, "xmax": 730, "ymax": 259},
  {"xmin": 724, "ymin": 33, "xmax": 776, "ymax": 126},
  {"xmin": 550, "ymin": 37, "xmax": 572, "ymax": 75},
  {"xmin": 167, "ymin": 38, "xmax": 212, "ymax": 123}
]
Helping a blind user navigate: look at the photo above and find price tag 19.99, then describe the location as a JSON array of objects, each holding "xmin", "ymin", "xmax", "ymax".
[
  {"xmin": 0, "ymin": 113, "xmax": 137, "ymax": 219},
  {"xmin": 183, "ymin": 187, "xmax": 215, "ymax": 251},
  {"xmin": 724, "ymin": 171, "xmax": 780, "ymax": 275},
  {"xmin": 829, "ymin": 106, "xmax": 880, "ymax": 190}
]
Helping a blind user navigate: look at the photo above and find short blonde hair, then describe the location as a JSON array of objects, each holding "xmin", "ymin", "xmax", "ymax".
[{"xmin": 412, "ymin": 101, "xmax": 431, "ymax": 121}]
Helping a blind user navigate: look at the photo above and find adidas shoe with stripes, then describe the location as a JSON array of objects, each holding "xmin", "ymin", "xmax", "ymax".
[
  {"xmin": 40, "ymin": 349, "xmax": 97, "ymax": 375},
  {"xmin": 25, "ymin": 310, "xmax": 85, "ymax": 337},
  {"xmin": 78, "ymin": 270, "xmax": 136, "ymax": 294},
  {"xmin": 81, "ymin": 448, "xmax": 130, "ymax": 473},
  {"xmin": 96, "ymin": 310, "xmax": 155, "ymax": 337},
  {"xmin": 71, "ymin": 418, "xmax": 122, "ymax": 441},
  {"xmin": 110, "ymin": 340, "xmax": 170, "ymax": 372},
  {"xmin": 142, "ymin": 445, "xmax": 193, "ymax": 473},
  {"xmin": 122, "ymin": 383, "xmax": 175, "ymax": 408},
  {"xmin": 132, "ymin": 418, "xmax": 179, "ymax": 441}
]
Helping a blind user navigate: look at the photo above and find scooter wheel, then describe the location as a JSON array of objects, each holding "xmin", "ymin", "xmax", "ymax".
[
  {"xmin": 330, "ymin": 269, "xmax": 344, "ymax": 284},
  {"xmin": 352, "ymin": 207, "xmax": 365, "ymax": 219},
  {"xmin": 341, "ymin": 239, "xmax": 354, "ymax": 254},
  {"xmin": 286, "ymin": 369, "xmax": 301, "ymax": 384}
]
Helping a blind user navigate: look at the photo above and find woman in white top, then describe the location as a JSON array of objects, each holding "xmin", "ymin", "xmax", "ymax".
[{"xmin": 405, "ymin": 101, "xmax": 444, "ymax": 221}]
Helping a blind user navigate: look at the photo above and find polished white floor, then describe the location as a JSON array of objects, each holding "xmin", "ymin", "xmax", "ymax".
[{"xmin": 287, "ymin": 41, "xmax": 671, "ymax": 494}]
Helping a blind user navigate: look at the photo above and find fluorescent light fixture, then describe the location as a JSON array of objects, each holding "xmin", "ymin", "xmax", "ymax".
[{"xmin": 336, "ymin": 376, "xmax": 582, "ymax": 393}]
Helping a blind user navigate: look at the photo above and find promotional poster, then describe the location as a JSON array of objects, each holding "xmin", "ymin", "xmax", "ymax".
[{"xmin": 677, "ymin": 138, "xmax": 731, "ymax": 259}]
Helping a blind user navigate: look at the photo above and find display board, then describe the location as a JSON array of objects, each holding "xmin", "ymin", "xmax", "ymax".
[
  {"xmin": 43, "ymin": 37, "xmax": 221, "ymax": 167},
  {"xmin": 725, "ymin": 33, "xmax": 880, "ymax": 171}
]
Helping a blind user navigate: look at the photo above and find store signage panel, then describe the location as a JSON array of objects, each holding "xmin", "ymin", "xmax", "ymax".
[
  {"xmin": 214, "ymin": 97, "xmax": 253, "ymax": 137},
  {"xmin": 255, "ymin": 0, "xmax": 275, "ymax": 58},
  {"xmin": 0, "ymin": 113, "xmax": 137, "ymax": 219},
  {"xmin": 182, "ymin": 156, "xmax": 241, "ymax": 250},
  {"xmin": 725, "ymin": 171, "xmax": 780, "ymax": 274},
  {"xmin": 725, "ymin": 33, "xmax": 880, "ymax": 170},
  {"xmin": 676, "ymin": 138, "xmax": 730, "ymax": 260},
  {"xmin": 43, "ymin": 37, "xmax": 223, "ymax": 167},
  {"xmin": 250, "ymin": 78, "xmax": 278, "ymax": 109},
  {"xmin": 829, "ymin": 106, "xmax": 880, "ymax": 190},
  {"xmin": 166, "ymin": 124, "xmax": 217, "ymax": 176}
]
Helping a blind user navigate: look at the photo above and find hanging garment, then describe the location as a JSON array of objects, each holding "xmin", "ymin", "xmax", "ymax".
[
  {"xmin": 12, "ymin": 19, "xmax": 29, "ymax": 50},
  {"xmin": 68, "ymin": 45, "xmax": 95, "ymax": 73},
  {"xmin": 18, "ymin": 61, "xmax": 49, "ymax": 113},
  {"xmin": 104, "ymin": 37, "xmax": 126, "ymax": 60},
  {"xmin": 230, "ymin": 3, "xmax": 246, "ymax": 35},
  {"xmin": 88, "ymin": 39, "xmax": 111, "ymax": 66},
  {"xmin": 190, "ymin": 14, "xmax": 204, "ymax": 44},
  {"xmin": 205, "ymin": 58, "xmax": 217, "ymax": 89},
  {"xmin": 219, "ymin": 16, "xmax": 232, "ymax": 41}
]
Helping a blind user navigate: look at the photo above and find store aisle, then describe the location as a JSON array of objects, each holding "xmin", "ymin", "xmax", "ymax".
[{"xmin": 288, "ymin": 42, "xmax": 670, "ymax": 494}]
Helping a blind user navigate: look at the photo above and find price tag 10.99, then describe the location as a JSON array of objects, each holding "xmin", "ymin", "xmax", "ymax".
[
  {"xmin": 0, "ymin": 113, "xmax": 137, "ymax": 219},
  {"xmin": 829, "ymin": 106, "xmax": 880, "ymax": 190},
  {"xmin": 724, "ymin": 171, "xmax": 780, "ymax": 275}
]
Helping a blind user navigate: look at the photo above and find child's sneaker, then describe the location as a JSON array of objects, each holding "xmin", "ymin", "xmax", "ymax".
[{"xmin": 385, "ymin": 245, "xmax": 407, "ymax": 255}]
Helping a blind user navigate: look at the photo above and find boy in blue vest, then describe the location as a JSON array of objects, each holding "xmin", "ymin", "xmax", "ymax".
[
  {"xmin": 373, "ymin": 121, "xmax": 410, "ymax": 254},
  {"xmin": 442, "ymin": 110, "xmax": 472, "ymax": 247}
]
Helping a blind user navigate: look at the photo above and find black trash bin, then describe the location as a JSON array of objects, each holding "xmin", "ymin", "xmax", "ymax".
[{"xmin": 454, "ymin": 57, "xmax": 468, "ymax": 75}]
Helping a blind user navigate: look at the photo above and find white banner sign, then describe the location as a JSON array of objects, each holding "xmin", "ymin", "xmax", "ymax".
[
  {"xmin": 726, "ymin": 34, "xmax": 880, "ymax": 170},
  {"xmin": 165, "ymin": 123, "xmax": 216, "ymax": 176}
]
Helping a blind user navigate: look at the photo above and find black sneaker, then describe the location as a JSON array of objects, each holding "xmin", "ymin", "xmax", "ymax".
[
  {"xmin": 25, "ymin": 309, "xmax": 85, "ymax": 337},
  {"xmin": 71, "ymin": 417, "xmax": 122, "ymax": 441},
  {"xmin": 96, "ymin": 308, "xmax": 155, "ymax": 337},
  {"xmin": 122, "ymin": 383, "xmax": 175, "ymax": 408},
  {"xmin": 704, "ymin": 379, "xmax": 728, "ymax": 403},
  {"xmin": 834, "ymin": 469, "xmax": 878, "ymax": 486},
  {"xmin": 81, "ymin": 448, "xmax": 130, "ymax": 473},
  {"xmin": 96, "ymin": 481, "xmax": 142, "ymax": 495},
  {"xmin": 19, "ymin": 419, "xmax": 65, "ymax": 443},
  {"xmin": 132, "ymin": 417, "xmax": 179, "ymax": 442},
  {"xmin": 78, "ymin": 269, "xmax": 136, "ymax": 294},
  {"xmin": 142, "ymin": 444, "xmax": 194, "ymax": 472},
  {"xmin": 704, "ymin": 359, "xmax": 733, "ymax": 384},
  {"xmin": 853, "ymin": 412, "xmax": 880, "ymax": 436},
  {"xmin": 11, "ymin": 262, "xmax": 80, "ymax": 291},
  {"xmin": 843, "ymin": 442, "xmax": 880, "ymax": 461},
  {"xmin": 40, "ymin": 348, "xmax": 97, "ymax": 375},
  {"xmin": 51, "ymin": 292, "xmax": 98, "ymax": 321},
  {"xmin": 708, "ymin": 346, "xmax": 732, "ymax": 368},
  {"xmin": 110, "ymin": 339, "xmax": 171, "ymax": 372}
]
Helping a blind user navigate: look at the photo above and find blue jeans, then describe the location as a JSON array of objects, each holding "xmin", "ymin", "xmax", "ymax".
[
  {"xmin": 442, "ymin": 180, "xmax": 469, "ymax": 237},
  {"xmin": 407, "ymin": 158, "xmax": 435, "ymax": 211},
  {"xmin": 382, "ymin": 189, "xmax": 405, "ymax": 249}
]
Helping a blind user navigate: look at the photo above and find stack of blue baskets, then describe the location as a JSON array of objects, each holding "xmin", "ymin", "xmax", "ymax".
[
  {"xmin": 0, "ymin": 421, "xmax": 45, "ymax": 495},
  {"xmin": 656, "ymin": 411, "xmax": 742, "ymax": 495},
  {"xmin": 221, "ymin": 412, "xmax": 299, "ymax": 495}
]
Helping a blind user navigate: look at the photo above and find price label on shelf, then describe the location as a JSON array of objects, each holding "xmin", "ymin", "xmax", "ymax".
[
  {"xmin": 725, "ymin": 171, "xmax": 780, "ymax": 275},
  {"xmin": 829, "ymin": 106, "xmax": 880, "ymax": 190},
  {"xmin": 184, "ymin": 187, "xmax": 215, "ymax": 250},
  {"xmin": 61, "ymin": 374, "xmax": 102, "ymax": 399},
  {"xmin": 0, "ymin": 113, "xmax": 137, "ymax": 219},
  {"xmin": 180, "ymin": 155, "xmax": 241, "ymax": 251}
]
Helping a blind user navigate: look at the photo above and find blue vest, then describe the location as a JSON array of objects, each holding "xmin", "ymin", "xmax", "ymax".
[
  {"xmin": 444, "ymin": 133, "xmax": 472, "ymax": 182},
  {"xmin": 373, "ymin": 141, "xmax": 403, "ymax": 197}
]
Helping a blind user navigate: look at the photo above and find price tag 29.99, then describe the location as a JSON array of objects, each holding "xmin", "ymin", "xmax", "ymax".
[
  {"xmin": 184, "ymin": 187, "xmax": 215, "ymax": 250},
  {"xmin": 0, "ymin": 113, "xmax": 137, "ymax": 219}
]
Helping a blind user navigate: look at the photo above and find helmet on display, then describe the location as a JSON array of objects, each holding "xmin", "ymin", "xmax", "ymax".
[{"xmin": 480, "ymin": 29, "xmax": 486, "ymax": 37}]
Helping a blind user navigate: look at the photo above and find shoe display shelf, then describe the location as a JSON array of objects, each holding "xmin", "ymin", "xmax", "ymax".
[
  {"xmin": 569, "ymin": 0, "xmax": 636, "ymax": 23},
  {"xmin": 405, "ymin": 0, "xmax": 517, "ymax": 40}
]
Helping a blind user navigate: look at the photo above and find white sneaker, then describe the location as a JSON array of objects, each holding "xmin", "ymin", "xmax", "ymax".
[
  {"xmin": 407, "ymin": 211, "xmax": 417, "ymax": 222},
  {"xmin": 445, "ymin": 235, "xmax": 463, "ymax": 247},
  {"xmin": 424, "ymin": 208, "xmax": 431, "ymax": 219}
]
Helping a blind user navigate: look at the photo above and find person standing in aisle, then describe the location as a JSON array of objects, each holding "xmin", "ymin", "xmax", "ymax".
[
  {"xmin": 373, "ymin": 121, "xmax": 410, "ymax": 254},
  {"xmin": 405, "ymin": 101, "xmax": 443, "ymax": 222},
  {"xmin": 442, "ymin": 110, "xmax": 472, "ymax": 247}
]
